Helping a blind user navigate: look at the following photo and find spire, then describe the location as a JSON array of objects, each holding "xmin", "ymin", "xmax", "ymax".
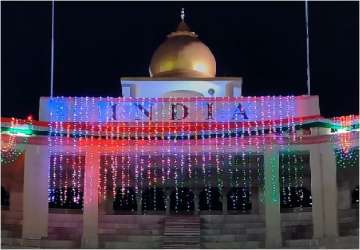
[
  {"xmin": 167, "ymin": 8, "xmax": 197, "ymax": 37},
  {"xmin": 181, "ymin": 8, "xmax": 185, "ymax": 21},
  {"xmin": 175, "ymin": 8, "xmax": 191, "ymax": 33}
]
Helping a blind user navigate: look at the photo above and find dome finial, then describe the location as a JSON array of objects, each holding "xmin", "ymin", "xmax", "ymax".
[{"xmin": 181, "ymin": 8, "xmax": 185, "ymax": 21}]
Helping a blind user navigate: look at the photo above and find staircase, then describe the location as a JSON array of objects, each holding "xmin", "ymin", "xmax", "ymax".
[
  {"xmin": 200, "ymin": 214, "xmax": 265, "ymax": 248},
  {"xmin": 161, "ymin": 216, "xmax": 200, "ymax": 249}
]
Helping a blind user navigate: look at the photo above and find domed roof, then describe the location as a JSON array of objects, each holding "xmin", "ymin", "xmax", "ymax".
[{"xmin": 149, "ymin": 10, "xmax": 216, "ymax": 78}]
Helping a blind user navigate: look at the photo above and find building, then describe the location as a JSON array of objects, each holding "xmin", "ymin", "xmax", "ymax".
[{"xmin": 1, "ymin": 11, "xmax": 359, "ymax": 249}]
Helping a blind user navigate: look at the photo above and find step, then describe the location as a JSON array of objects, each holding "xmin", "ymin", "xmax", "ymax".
[
  {"xmin": 281, "ymin": 220, "xmax": 313, "ymax": 226},
  {"xmin": 41, "ymin": 239, "xmax": 80, "ymax": 248},
  {"xmin": 48, "ymin": 213, "xmax": 83, "ymax": 222},
  {"xmin": 103, "ymin": 240, "xmax": 160, "ymax": 248},
  {"xmin": 1, "ymin": 237, "xmax": 24, "ymax": 247},
  {"xmin": 161, "ymin": 216, "xmax": 200, "ymax": 249},
  {"xmin": 338, "ymin": 208, "xmax": 359, "ymax": 217},
  {"xmin": 1, "ymin": 213, "xmax": 23, "ymax": 221},
  {"xmin": 1, "ymin": 218, "xmax": 22, "ymax": 225},
  {"xmin": 1, "ymin": 229, "xmax": 21, "ymax": 238},
  {"xmin": 284, "ymin": 239, "xmax": 320, "ymax": 248},
  {"xmin": 48, "ymin": 222, "xmax": 82, "ymax": 228},
  {"xmin": 323, "ymin": 236, "xmax": 359, "ymax": 249},
  {"xmin": 201, "ymin": 241, "xmax": 262, "ymax": 249},
  {"xmin": 99, "ymin": 228, "xmax": 162, "ymax": 235},
  {"xmin": 201, "ymin": 222, "xmax": 265, "ymax": 229},
  {"xmin": 100, "ymin": 215, "xmax": 165, "ymax": 224},
  {"xmin": 281, "ymin": 212, "xmax": 312, "ymax": 221},
  {"xmin": 201, "ymin": 234, "xmax": 247, "ymax": 242},
  {"xmin": 201, "ymin": 215, "xmax": 264, "ymax": 223},
  {"xmin": 99, "ymin": 223, "xmax": 162, "ymax": 230}
]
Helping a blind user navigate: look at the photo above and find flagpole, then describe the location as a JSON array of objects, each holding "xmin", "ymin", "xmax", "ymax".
[
  {"xmin": 50, "ymin": 0, "xmax": 55, "ymax": 97},
  {"xmin": 305, "ymin": 0, "xmax": 311, "ymax": 96}
]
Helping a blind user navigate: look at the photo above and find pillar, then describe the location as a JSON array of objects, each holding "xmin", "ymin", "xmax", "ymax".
[
  {"xmin": 81, "ymin": 149, "xmax": 100, "ymax": 248},
  {"xmin": 130, "ymin": 84, "xmax": 138, "ymax": 97},
  {"xmin": 264, "ymin": 147, "xmax": 282, "ymax": 248},
  {"xmin": 22, "ymin": 144, "xmax": 49, "ymax": 240},
  {"xmin": 320, "ymin": 143, "xmax": 338, "ymax": 238},
  {"xmin": 225, "ymin": 82, "xmax": 234, "ymax": 97},
  {"xmin": 222, "ymin": 189, "xmax": 228, "ymax": 215},
  {"xmin": 309, "ymin": 145, "xmax": 324, "ymax": 239}
]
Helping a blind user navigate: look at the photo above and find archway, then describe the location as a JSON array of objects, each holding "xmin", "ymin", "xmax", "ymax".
[
  {"xmin": 113, "ymin": 187, "xmax": 137, "ymax": 212},
  {"xmin": 280, "ymin": 187, "xmax": 312, "ymax": 209},
  {"xmin": 142, "ymin": 187, "xmax": 165, "ymax": 212},
  {"xmin": 199, "ymin": 187, "xmax": 222, "ymax": 211},
  {"xmin": 1, "ymin": 186, "xmax": 10, "ymax": 208},
  {"xmin": 227, "ymin": 187, "xmax": 251, "ymax": 212},
  {"xmin": 48, "ymin": 187, "xmax": 83, "ymax": 209},
  {"xmin": 352, "ymin": 186, "xmax": 359, "ymax": 208},
  {"xmin": 170, "ymin": 187, "xmax": 194, "ymax": 214}
]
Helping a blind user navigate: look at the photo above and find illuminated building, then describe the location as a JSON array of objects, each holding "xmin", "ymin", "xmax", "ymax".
[{"xmin": 1, "ymin": 11, "xmax": 359, "ymax": 249}]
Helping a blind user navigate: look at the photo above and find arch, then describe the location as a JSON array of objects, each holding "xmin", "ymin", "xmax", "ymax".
[
  {"xmin": 227, "ymin": 187, "xmax": 251, "ymax": 211},
  {"xmin": 280, "ymin": 187, "xmax": 312, "ymax": 209},
  {"xmin": 170, "ymin": 187, "xmax": 194, "ymax": 213},
  {"xmin": 1, "ymin": 186, "xmax": 10, "ymax": 208},
  {"xmin": 48, "ymin": 187, "xmax": 83, "ymax": 209},
  {"xmin": 142, "ymin": 187, "xmax": 165, "ymax": 212},
  {"xmin": 113, "ymin": 187, "xmax": 137, "ymax": 212},
  {"xmin": 162, "ymin": 90, "xmax": 204, "ymax": 98},
  {"xmin": 351, "ymin": 186, "xmax": 359, "ymax": 208},
  {"xmin": 199, "ymin": 187, "xmax": 222, "ymax": 211}
]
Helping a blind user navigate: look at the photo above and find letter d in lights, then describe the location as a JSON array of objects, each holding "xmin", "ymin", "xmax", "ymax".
[{"xmin": 171, "ymin": 103, "xmax": 189, "ymax": 120}]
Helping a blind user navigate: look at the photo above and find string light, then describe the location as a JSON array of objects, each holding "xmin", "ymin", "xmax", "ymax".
[{"xmin": 6, "ymin": 95, "xmax": 351, "ymax": 213}]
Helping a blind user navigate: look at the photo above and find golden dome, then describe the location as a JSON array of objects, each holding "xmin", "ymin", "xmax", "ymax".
[{"xmin": 149, "ymin": 12, "xmax": 216, "ymax": 78}]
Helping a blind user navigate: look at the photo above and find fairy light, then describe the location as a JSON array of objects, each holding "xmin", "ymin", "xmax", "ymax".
[
  {"xmin": 1, "ymin": 118, "xmax": 30, "ymax": 165},
  {"xmin": 38, "ymin": 95, "xmax": 360, "ymax": 213},
  {"xmin": 48, "ymin": 105, "xmax": 55, "ymax": 203},
  {"xmin": 59, "ymin": 120, "xmax": 64, "ymax": 205}
]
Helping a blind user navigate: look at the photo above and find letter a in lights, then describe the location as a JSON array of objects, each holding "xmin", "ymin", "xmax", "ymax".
[{"xmin": 232, "ymin": 103, "xmax": 248, "ymax": 120}]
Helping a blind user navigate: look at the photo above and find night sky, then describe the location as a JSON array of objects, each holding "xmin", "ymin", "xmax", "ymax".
[{"xmin": 2, "ymin": 1, "xmax": 359, "ymax": 119}]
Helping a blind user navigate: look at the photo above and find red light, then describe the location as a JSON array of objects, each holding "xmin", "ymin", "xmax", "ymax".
[{"xmin": 27, "ymin": 115, "xmax": 33, "ymax": 121}]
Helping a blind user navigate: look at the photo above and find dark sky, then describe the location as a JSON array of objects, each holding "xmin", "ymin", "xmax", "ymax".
[{"xmin": 2, "ymin": 1, "xmax": 359, "ymax": 119}]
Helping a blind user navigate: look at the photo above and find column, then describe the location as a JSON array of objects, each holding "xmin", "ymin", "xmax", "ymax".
[
  {"xmin": 22, "ymin": 144, "xmax": 49, "ymax": 241},
  {"xmin": 309, "ymin": 145, "xmax": 325, "ymax": 239},
  {"xmin": 264, "ymin": 147, "xmax": 282, "ymax": 248},
  {"xmin": 194, "ymin": 189, "xmax": 199, "ymax": 215},
  {"xmin": 81, "ymin": 149, "xmax": 100, "ymax": 248},
  {"xmin": 320, "ymin": 143, "xmax": 338, "ymax": 238},
  {"xmin": 130, "ymin": 84, "xmax": 138, "ymax": 97},
  {"xmin": 222, "ymin": 189, "xmax": 228, "ymax": 215},
  {"xmin": 225, "ymin": 82, "xmax": 234, "ymax": 97}
]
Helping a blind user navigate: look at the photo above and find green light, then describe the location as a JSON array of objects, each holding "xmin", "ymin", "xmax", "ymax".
[{"xmin": 4, "ymin": 127, "xmax": 33, "ymax": 137}]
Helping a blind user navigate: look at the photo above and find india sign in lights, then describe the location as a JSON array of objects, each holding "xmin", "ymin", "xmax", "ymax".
[{"xmin": 43, "ymin": 96, "xmax": 319, "ymax": 123}]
